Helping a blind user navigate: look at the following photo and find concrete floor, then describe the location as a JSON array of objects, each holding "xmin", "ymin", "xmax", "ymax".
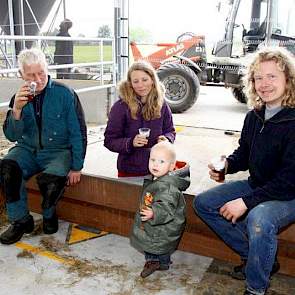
[
  {"xmin": 0, "ymin": 214, "xmax": 213, "ymax": 295},
  {"xmin": 0, "ymin": 214, "xmax": 294, "ymax": 295},
  {"xmin": 1, "ymin": 86, "xmax": 295, "ymax": 294}
]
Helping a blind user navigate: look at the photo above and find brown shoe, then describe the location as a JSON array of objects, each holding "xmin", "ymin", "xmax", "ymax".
[{"xmin": 140, "ymin": 261, "xmax": 160, "ymax": 278}]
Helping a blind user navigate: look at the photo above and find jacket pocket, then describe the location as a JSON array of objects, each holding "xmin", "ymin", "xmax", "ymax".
[{"xmin": 46, "ymin": 112, "xmax": 68, "ymax": 136}]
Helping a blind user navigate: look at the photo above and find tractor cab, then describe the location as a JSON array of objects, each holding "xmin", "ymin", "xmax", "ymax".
[
  {"xmin": 213, "ymin": 0, "xmax": 295, "ymax": 58},
  {"xmin": 131, "ymin": 0, "xmax": 295, "ymax": 113}
]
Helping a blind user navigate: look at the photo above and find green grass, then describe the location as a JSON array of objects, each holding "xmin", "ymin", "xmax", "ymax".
[
  {"xmin": 73, "ymin": 45, "xmax": 113, "ymax": 63},
  {"xmin": 46, "ymin": 45, "xmax": 113, "ymax": 63}
]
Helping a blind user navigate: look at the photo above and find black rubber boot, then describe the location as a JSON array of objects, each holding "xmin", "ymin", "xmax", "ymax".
[
  {"xmin": 231, "ymin": 258, "xmax": 280, "ymax": 280},
  {"xmin": 0, "ymin": 215, "xmax": 34, "ymax": 245},
  {"xmin": 43, "ymin": 213, "xmax": 58, "ymax": 234},
  {"xmin": 36, "ymin": 173, "xmax": 67, "ymax": 210}
]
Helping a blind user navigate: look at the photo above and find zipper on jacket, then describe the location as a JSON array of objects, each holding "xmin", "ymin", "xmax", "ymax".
[
  {"xmin": 259, "ymin": 123, "xmax": 265, "ymax": 133},
  {"xmin": 254, "ymin": 111, "xmax": 265, "ymax": 133},
  {"xmin": 35, "ymin": 95, "xmax": 43, "ymax": 149}
]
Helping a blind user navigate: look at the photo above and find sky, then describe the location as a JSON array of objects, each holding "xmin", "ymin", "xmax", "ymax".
[{"xmin": 43, "ymin": 0, "xmax": 229, "ymax": 46}]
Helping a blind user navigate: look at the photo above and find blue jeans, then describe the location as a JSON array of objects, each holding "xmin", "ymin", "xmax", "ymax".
[
  {"xmin": 144, "ymin": 251, "xmax": 171, "ymax": 267},
  {"xmin": 4, "ymin": 146, "xmax": 70, "ymax": 221},
  {"xmin": 193, "ymin": 180, "xmax": 295, "ymax": 295}
]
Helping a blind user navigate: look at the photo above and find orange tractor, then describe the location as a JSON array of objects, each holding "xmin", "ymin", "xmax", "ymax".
[
  {"xmin": 130, "ymin": 33, "xmax": 207, "ymax": 113},
  {"xmin": 131, "ymin": 0, "xmax": 295, "ymax": 113}
]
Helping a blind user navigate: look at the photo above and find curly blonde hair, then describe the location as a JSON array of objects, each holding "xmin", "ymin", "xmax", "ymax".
[
  {"xmin": 118, "ymin": 61, "xmax": 164, "ymax": 120},
  {"xmin": 243, "ymin": 46, "xmax": 295, "ymax": 109}
]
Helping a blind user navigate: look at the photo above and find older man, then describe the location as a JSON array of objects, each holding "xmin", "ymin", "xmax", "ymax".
[{"xmin": 0, "ymin": 48, "xmax": 87, "ymax": 244}]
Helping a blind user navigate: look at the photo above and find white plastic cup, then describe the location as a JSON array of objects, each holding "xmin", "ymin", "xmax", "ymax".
[
  {"xmin": 211, "ymin": 156, "xmax": 226, "ymax": 182},
  {"xmin": 138, "ymin": 127, "xmax": 151, "ymax": 138}
]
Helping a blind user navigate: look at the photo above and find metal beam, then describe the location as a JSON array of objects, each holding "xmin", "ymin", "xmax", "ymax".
[{"xmin": 13, "ymin": 173, "xmax": 295, "ymax": 277}]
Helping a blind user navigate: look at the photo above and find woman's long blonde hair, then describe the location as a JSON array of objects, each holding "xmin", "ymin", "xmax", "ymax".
[
  {"xmin": 118, "ymin": 61, "xmax": 164, "ymax": 120},
  {"xmin": 243, "ymin": 46, "xmax": 295, "ymax": 109}
]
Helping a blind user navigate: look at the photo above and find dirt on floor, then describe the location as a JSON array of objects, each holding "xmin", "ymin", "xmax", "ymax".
[{"xmin": 15, "ymin": 232, "xmax": 295, "ymax": 294}]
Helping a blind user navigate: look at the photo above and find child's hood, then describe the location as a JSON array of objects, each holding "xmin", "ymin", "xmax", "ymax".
[{"xmin": 160, "ymin": 161, "xmax": 190, "ymax": 192}]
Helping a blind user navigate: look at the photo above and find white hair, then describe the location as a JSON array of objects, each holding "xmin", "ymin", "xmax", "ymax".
[{"xmin": 18, "ymin": 48, "xmax": 48, "ymax": 73}]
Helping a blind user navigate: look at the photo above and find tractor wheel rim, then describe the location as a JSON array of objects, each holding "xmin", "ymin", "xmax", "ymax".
[{"xmin": 162, "ymin": 74, "xmax": 189, "ymax": 105}]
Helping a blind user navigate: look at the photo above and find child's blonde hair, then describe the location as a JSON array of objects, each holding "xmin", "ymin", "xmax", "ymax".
[{"xmin": 151, "ymin": 141, "xmax": 176, "ymax": 163}]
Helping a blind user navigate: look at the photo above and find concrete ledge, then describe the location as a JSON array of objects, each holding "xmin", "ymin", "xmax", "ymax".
[{"xmin": 19, "ymin": 173, "xmax": 295, "ymax": 277}]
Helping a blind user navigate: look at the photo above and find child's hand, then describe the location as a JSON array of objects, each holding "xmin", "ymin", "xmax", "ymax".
[{"xmin": 140, "ymin": 207, "xmax": 154, "ymax": 221}]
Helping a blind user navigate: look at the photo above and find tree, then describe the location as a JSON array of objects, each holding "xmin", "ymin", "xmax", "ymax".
[
  {"xmin": 130, "ymin": 27, "xmax": 152, "ymax": 43},
  {"xmin": 97, "ymin": 25, "xmax": 112, "ymax": 38}
]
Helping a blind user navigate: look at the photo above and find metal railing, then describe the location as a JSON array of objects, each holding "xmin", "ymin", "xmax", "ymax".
[{"xmin": 0, "ymin": 35, "xmax": 117, "ymax": 109}]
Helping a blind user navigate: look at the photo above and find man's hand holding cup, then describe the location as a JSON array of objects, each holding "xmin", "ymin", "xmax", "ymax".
[
  {"xmin": 12, "ymin": 82, "xmax": 36, "ymax": 119},
  {"xmin": 209, "ymin": 156, "xmax": 227, "ymax": 183}
]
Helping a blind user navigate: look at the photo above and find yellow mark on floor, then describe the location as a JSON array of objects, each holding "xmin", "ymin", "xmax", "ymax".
[
  {"xmin": 175, "ymin": 126, "xmax": 184, "ymax": 133},
  {"xmin": 15, "ymin": 242, "xmax": 74, "ymax": 265},
  {"xmin": 66, "ymin": 224, "xmax": 108, "ymax": 245}
]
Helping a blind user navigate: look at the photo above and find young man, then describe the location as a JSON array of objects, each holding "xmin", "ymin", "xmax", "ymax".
[
  {"xmin": 0, "ymin": 48, "xmax": 87, "ymax": 244},
  {"xmin": 194, "ymin": 47, "xmax": 295, "ymax": 295}
]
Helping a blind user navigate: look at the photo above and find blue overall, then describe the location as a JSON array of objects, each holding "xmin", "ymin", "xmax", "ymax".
[{"xmin": 3, "ymin": 77, "xmax": 87, "ymax": 221}]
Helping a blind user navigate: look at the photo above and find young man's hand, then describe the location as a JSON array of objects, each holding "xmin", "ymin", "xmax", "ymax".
[
  {"xmin": 140, "ymin": 207, "xmax": 154, "ymax": 221},
  {"xmin": 219, "ymin": 198, "xmax": 247, "ymax": 223}
]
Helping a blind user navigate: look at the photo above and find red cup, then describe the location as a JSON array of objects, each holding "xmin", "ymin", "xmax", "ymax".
[
  {"xmin": 27, "ymin": 81, "xmax": 37, "ymax": 102},
  {"xmin": 211, "ymin": 157, "xmax": 226, "ymax": 183}
]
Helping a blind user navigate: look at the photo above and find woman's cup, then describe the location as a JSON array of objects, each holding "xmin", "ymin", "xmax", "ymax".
[{"xmin": 139, "ymin": 127, "xmax": 150, "ymax": 138}]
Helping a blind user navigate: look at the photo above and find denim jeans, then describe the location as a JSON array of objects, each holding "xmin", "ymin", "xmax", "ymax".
[
  {"xmin": 144, "ymin": 251, "xmax": 171, "ymax": 267},
  {"xmin": 4, "ymin": 146, "xmax": 70, "ymax": 221},
  {"xmin": 193, "ymin": 180, "xmax": 295, "ymax": 294}
]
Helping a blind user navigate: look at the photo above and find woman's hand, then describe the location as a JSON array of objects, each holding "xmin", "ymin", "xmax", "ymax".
[
  {"xmin": 133, "ymin": 134, "xmax": 148, "ymax": 147},
  {"xmin": 157, "ymin": 135, "xmax": 168, "ymax": 142}
]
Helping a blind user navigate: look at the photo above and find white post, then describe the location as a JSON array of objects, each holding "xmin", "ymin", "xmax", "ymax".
[
  {"xmin": 7, "ymin": 0, "xmax": 17, "ymax": 67},
  {"xmin": 100, "ymin": 39, "xmax": 104, "ymax": 85},
  {"xmin": 20, "ymin": 0, "xmax": 26, "ymax": 50},
  {"xmin": 114, "ymin": 0, "xmax": 129, "ymax": 82},
  {"xmin": 63, "ymin": 0, "xmax": 67, "ymax": 19}
]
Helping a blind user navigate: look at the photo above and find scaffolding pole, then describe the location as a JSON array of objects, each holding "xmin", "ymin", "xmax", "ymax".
[
  {"xmin": 114, "ymin": 0, "xmax": 129, "ymax": 82},
  {"xmin": 7, "ymin": 0, "xmax": 16, "ymax": 67}
]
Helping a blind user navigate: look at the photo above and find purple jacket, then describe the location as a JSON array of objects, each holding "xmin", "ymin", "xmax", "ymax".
[{"xmin": 104, "ymin": 98, "xmax": 176, "ymax": 175}]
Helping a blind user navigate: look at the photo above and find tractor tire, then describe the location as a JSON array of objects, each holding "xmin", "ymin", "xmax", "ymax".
[
  {"xmin": 231, "ymin": 87, "xmax": 247, "ymax": 104},
  {"xmin": 157, "ymin": 63, "xmax": 200, "ymax": 113}
]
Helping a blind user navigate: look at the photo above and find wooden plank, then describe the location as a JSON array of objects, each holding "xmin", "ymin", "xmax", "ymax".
[{"xmin": 2, "ymin": 173, "xmax": 295, "ymax": 277}]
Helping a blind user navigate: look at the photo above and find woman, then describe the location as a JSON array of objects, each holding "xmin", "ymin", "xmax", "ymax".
[
  {"xmin": 194, "ymin": 47, "xmax": 295, "ymax": 295},
  {"xmin": 104, "ymin": 61, "xmax": 176, "ymax": 177}
]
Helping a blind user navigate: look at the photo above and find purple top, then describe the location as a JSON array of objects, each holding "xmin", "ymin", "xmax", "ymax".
[{"xmin": 104, "ymin": 98, "xmax": 176, "ymax": 175}]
